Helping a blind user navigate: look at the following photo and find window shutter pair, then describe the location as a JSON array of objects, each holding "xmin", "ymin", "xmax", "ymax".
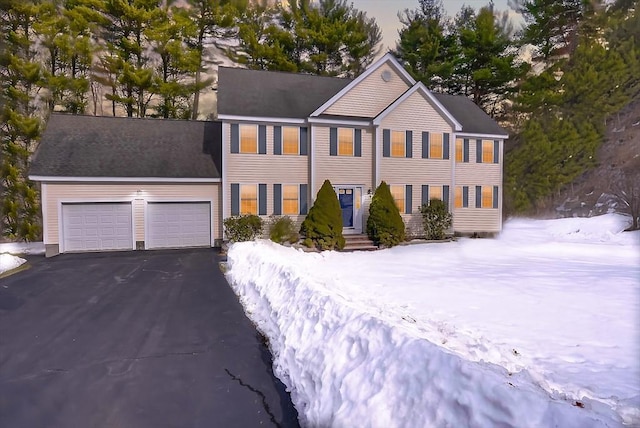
[
  {"xmin": 273, "ymin": 126, "xmax": 308, "ymax": 155},
  {"xmin": 421, "ymin": 185, "xmax": 450, "ymax": 208},
  {"xmin": 330, "ymin": 127, "xmax": 361, "ymax": 156},
  {"xmin": 421, "ymin": 132, "xmax": 449, "ymax": 159},
  {"xmin": 230, "ymin": 124, "xmax": 266, "ymax": 154},
  {"xmin": 474, "ymin": 186, "xmax": 500, "ymax": 208},
  {"xmin": 272, "ymin": 184, "xmax": 308, "ymax": 215},
  {"xmin": 230, "ymin": 183, "xmax": 267, "ymax": 216}
]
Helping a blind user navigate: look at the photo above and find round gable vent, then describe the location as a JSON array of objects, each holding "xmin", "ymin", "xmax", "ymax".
[{"xmin": 381, "ymin": 70, "xmax": 392, "ymax": 82}]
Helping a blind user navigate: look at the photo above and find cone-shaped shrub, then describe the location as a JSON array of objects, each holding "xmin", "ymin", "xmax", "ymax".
[
  {"xmin": 300, "ymin": 179, "xmax": 345, "ymax": 250},
  {"xmin": 366, "ymin": 181, "xmax": 405, "ymax": 247}
]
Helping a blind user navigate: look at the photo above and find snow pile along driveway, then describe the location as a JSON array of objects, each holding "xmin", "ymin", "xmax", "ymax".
[
  {"xmin": 0, "ymin": 253, "xmax": 27, "ymax": 275},
  {"xmin": 226, "ymin": 214, "xmax": 639, "ymax": 428}
]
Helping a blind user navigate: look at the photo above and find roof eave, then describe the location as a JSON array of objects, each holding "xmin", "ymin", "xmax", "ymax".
[{"xmin": 29, "ymin": 176, "xmax": 221, "ymax": 183}]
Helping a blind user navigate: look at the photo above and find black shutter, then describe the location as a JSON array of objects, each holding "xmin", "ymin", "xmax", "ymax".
[
  {"xmin": 273, "ymin": 126, "xmax": 282, "ymax": 155},
  {"xmin": 231, "ymin": 183, "xmax": 240, "ymax": 215},
  {"xmin": 476, "ymin": 186, "xmax": 482, "ymax": 208},
  {"xmin": 258, "ymin": 125, "xmax": 267, "ymax": 154},
  {"xmin": 330, "ymin": 127, "xmax": 337, "ymax": 156},
  {"xmin": 406, "ymin": 130, "xmax": 412, "ymax": 158},
  {"xmin": 422, "ymin": 185, "xmax": 429, "ymax": 206},
  {"xmin": 493, "ymin": 140, "xmax": 499, "ymax": 164},
  {"xmin": 231, "ymin": 124, "xmax": 239, "ymax": 153},
  {"xmin": 383, "ymin": 129, "xmax": 390, "ymax": 157},
  {"xmin": 443, "ymin": 133, "xmax": 450, "ymax": 159},
  {"xmin": 422, "ymin": 132, "xmax": 429, "ymax": 158},
  {"xmin": 258, "ymin": 184, "xmax": 267, "ymax": 215},
  {"xmin": 405, "ymin": 185, "xmax": 412, "ymax": 214},
  {"xmin": 273, "ymin": 184, "xmax": 282, "ymax": 215},
  {"xmin": 476, "ymin": 139, "xmax": 482, "ymax": 163},
  {"xmin": 463, "ymin": 186, "xmax": 469, "ymax": 208},
  {"xmin": 463, "ymin": 139, "xmax": 469, "ymax": 162},
  {"xmin": 300, "ymin": 127, "xmax": 308, "ymax": 156},
  {"xmin": 493, "ymin": 186, "xmax": 499, "ymax": 209},
  {"xmin": 354, "ymin": 129, "xmax": 362, "ymax": 157},
  {"xmin": 300, "ymin": 184, "xmax": 308, "ymax": 214},
  {"xmin": 443, "ymin": 185, "xmax": 450, "ymax": 210}
]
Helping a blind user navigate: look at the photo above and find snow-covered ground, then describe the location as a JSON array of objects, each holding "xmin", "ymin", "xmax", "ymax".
[
  {"xmin": 0, "ymin": 242, "xmax": 43, "ymax": 275},
  {"xmin": 226, "ymin": 214, "xmax": 640, "ymax": 427}
]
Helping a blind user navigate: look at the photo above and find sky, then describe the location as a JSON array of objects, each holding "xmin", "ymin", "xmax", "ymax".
[{"xmin": 349, "ymin": 0, "xmax": 520, "ymax": 52}]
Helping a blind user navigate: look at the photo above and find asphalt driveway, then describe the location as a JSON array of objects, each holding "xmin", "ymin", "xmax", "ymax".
[{"xmin": 0, "ymin": 249, "xmax": 299, "ymax": 428}]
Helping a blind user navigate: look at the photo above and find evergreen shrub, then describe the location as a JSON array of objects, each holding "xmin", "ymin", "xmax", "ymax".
[
  {"xmin": 269, "ymin": 215, "xmax": 299, "ymax": 244},
  {"xmin": 299, "ymin": 179, "xmax": 345, "ymax": 250},
  {"xmin": 420, "ymin": 198, "xmax": 452, "ymax": 240},
  {"xmin": 224, "ymin": 214, "xmax": 263, "ymax": 242},
  {"xmin": 366, "ymin": 181, "xmax": 405, "ymax": 247}
]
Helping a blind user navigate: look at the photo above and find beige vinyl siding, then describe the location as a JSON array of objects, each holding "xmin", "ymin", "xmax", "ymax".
[
  {"xmin": 44, "ymin": 183, "xmax": 221, "ymax": 244},
  {"xmin": 224, "ymin": 122, "xmax": 310, "ymax": 219},
  {"xmin": 313, "ymin": 126, "xmax": 373, "ymax": 197},
  {"xmin": 324, "ymin": 63, "xmax": 410, "ymax": 118},
  {"xmin": 453, "ymin": 138, "xmax": 502, "ymax": 233},
  {"xmin": 380, "ymin": 91, "xmax": 453, "ymax": 236}
]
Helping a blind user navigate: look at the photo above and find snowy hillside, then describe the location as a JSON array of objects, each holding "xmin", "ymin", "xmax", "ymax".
[{"xmin": 226, "ymin": 214, "xmax": 640, "ymax": 427}]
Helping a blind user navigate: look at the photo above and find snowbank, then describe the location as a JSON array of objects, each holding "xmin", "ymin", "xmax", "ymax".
[
  {"xmin": 227, "ymin": 214, "xmax": 639, "ymax": 427},
  {"xmin": 0, "ymin": 253, "xmax": 27, "ymax": 275},
  {"xmin": 0, "ymin": 241, "xmax": 45, "ymax": 255}
]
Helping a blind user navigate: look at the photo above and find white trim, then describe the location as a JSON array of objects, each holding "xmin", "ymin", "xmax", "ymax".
[
  {"xmin": 307, "ymin": 117, "xmax": 371, "ymax": 127},
  {"xmin": 58, "ymin": 199, "xmax": 136, "ymax": 254},
  {"xmin": 218, "ymin": 114, "xmax": 306, "ymax": 124},
  {"xmin": 374, "ymin": 125, "xmax": 381, "ymax": 188},
  {"xmin": 456, "ymin": 132, "xmax": 509, "ymax": 139},
  {"xmin": 334, "ymin": 184, "xmax": 365, "ymax": 233},
  {"xmin": 143, "ymin": 199, "xmax": 214, "ymax": 250},
  {"xmin": 310, "ymin": 126, "xmax": 316, "ymax": 202},
  {"xmin": 29, "ymin": 176, "xmax": 220, "ymax": 183},
  {"xmin": 222, "ymin": 122, "xmax": 228, "ymax": 235},
  {"xmin": 311, "ymin": 53, "xmax": 416, "ymax": 117},
  {"xmin": 41, "ymin": 183, "xmax": 48, "ymax": 245},
  {"xmin": 373, "ymin": 83, "xmax": 462, "ymax": 131}
]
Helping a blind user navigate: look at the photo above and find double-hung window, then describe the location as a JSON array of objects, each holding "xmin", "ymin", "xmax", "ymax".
[
  {"xmin": 391, "ymin": 130, "xmax": 405, "ymax": 157},
  {"xmin": 430, "ymin": 133, "xmax": 443, "ymax": 159},
  {"xmin": 283, "ymin": 126, "xmax": 299, "ymax": 155},
  {"xmin": 390, "ymin": 185, "xmax": 405, "ymax": 213},
  {"xmin": 454, "ymin": 186, "xmax": 469, "ymax": 208},
  {"xmin": 282, "ymin": 185, "xmax": 299, "ymax": 215},
  {"xmin": 338, "ymin": 128, "xmax": 353, "ymax": 156},
  {"xmin": 476, "ymin": 139, "xmax": 499, "ymax": 163},
  {"xmin": 240, "ymin": 125, "xmax": 257, "ymax": 153},
  {"xmin": 475, "ymin": 185, "xmax": 499, "ymax": 209},
  {"xmin": 240, "ymin": 184, "xmax": 258, "ymax": 215}
]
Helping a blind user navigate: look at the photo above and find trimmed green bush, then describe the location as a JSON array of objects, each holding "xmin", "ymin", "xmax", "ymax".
[
  {"xmin": 269, "ymin": 215, "xmax": 299, "ymax": 244},
  {"xmin": 299, "ymin": 179, "xmax": 345, "ymax": 250},
  {"xmin": 366, "ymin": 181, "xmax": 405, "ymax": 247},
  {"xmin": 224, "ymin": 214, "xmax": 263, "ymax": 242},
  {"xmin": 420, "ymin": 198, "xmax": 452, "ymax": 240}
]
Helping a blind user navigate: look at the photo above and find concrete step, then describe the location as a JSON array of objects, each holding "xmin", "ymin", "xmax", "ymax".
[{"xmin": 343, "ymin": 234, "xmax": 378, "ymax": 252}]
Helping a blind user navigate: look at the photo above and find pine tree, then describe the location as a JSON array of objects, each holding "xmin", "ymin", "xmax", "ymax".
[
  {"xmin": 0, "ymin": 0, "xmax": 43, "ymax": 240},
  {"xmin": 366, "ymin": 181, "xmax": 405, "ymax": 247},
  {"xmin": 299, "ymin": 179, "xmax": 345, "ymax": 250}
]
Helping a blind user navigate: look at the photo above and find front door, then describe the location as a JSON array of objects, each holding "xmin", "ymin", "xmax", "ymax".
[{"xmin": 338, "ymin": 188, "xmax": 354, "ymax": 228}]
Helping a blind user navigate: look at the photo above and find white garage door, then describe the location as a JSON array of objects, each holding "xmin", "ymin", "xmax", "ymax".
[
  {"xmin": 62, "ymin": 203, "xmax": 133, "ymax": 252},
  {"xmin": 147, "ymin": 202, "xmax": 211, "ymax": 249}
]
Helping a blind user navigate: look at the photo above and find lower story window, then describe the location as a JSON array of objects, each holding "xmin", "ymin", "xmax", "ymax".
[
  {"xmin": 283, "ymin": 184, "xmax": 299, "ymax": 215},
  {"xmin": 455, "ymin": 186, "xmax": 469, "ymax": 208},
  {"xmin": 430, "ymin": 186, "xmax": 442, "ymax": 201},
  {"xmin": 241, "ymin": 184, "xmax": 257, "ymax": 215},
  {"xmin": 390, "ymin": 185, "xmax": 405, "ymax": 213},
  {"xmin": 476, "ymin": 185, "xmax": 498, "ymax": 209}
]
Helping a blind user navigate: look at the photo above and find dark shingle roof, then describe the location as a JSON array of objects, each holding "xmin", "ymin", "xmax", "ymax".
[
  {"xmin": 432, "ymin": 93, "xmax": 508, "ymax": 136},
  {"xmin": 217, "ymin": 67, "xmax": 352, "ymax": 118},
  {"xmin": 30, "ymin": 114, "xmax": 221, "ymax": 178}
]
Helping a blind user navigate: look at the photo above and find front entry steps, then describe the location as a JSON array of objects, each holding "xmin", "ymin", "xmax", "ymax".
[{"xmin": 342, "ymin": 234, "xmax": 378, "ymax": 252}]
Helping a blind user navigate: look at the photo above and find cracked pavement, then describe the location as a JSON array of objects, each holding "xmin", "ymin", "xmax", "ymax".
[{"xmin": 0, "ymin": 249, "xmax": 299, "ymax": 428}]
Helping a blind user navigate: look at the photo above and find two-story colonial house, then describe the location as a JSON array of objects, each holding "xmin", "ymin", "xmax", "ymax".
[
  {"xmin": 29, "ymin": 54, "xmax": 507, "ymax": 256},
  {"xmin": 217, "ymin": 53, "xmax": 508, "ymax": 237}
]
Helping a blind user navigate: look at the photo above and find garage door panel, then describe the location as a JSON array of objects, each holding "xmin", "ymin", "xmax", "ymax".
[
  {"xmin": 62, "ymin": 203, "xmax": 133, "ymax": 252},
  {"xmin": 147, "ymin": 202, "xmax": 211, "ymax": 249}
]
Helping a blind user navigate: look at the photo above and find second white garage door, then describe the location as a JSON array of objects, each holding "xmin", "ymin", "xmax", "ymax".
[{"xmin": 147, "ymin": 202, "xmax": 211, "ymax": 249}]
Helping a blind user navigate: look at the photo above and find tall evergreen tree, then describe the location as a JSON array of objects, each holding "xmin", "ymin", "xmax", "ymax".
[{"xmin": 0, "ymin": 0, "xmax": 43, "ymax": 240}]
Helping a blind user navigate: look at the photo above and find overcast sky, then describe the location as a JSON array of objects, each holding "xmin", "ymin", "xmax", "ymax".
[{"xmin": 348, "ymin": 0, "xmax": 521, "ymax": 52}]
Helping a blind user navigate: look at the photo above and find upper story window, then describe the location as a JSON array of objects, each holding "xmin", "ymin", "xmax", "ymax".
[
  {"xmin": 477, "ymin": 139, "xmax": 499, "ymax": 163},
  {"xmin": 455, "ymin": 138, "xmax": 470, "ymax": 163},
  {"xmin": 391, "ymin": 130, "xmax": 405, "ymax": 157},
  {"xmin": 390, "ymin": 185, "xmax": 405, "ymax": 213},
  {"xmin": 429, "ymin": 133, "xmax": 443, "ymax": 159},
  {"xmin": 240, "ymin": 125, "xmax": 257, "ymax": 153},
  {"xmin": 283, "ymin": 126, "xmax": 299, "ymax": 155},
  {"xmin": 338, "ymin": 128, "xmax": 353, "ymax": 156}
]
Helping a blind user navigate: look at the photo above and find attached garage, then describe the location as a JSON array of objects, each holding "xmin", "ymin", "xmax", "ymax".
[
  {"xmin": 62, "ymin": 203, "xmax": 133, "ymax": 252},
  {"xmin": 146, "ymin": 202, "xmax": 211, "ymax": 249},
  {"xmin": 29, "ymin": 114, "xmax": 223, "ymax": 257}
]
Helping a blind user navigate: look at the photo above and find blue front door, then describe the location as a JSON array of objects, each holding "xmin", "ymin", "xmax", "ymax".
[{"xmin": 339, "ymin": 188, "xmax": 354, "ymax": 227}]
